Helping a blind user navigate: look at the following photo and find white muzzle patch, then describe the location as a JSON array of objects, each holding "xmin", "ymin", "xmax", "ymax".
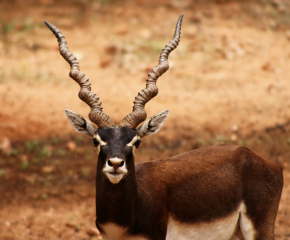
[{"xmin": 103, "ymin": 157, "xmax": 128, "ymax": 184}]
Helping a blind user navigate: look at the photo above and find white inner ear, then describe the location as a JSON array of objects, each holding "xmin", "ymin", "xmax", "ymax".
[
  {"xmin": 64, "ymin": 109, "xmax": 97, "ymax": 137},
  {"xmin": 137, "ymin": 109, "xmax": 169, "ymax": 138}
]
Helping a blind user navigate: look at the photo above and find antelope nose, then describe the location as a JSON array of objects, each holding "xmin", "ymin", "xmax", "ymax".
[{"xmin": 108, "ymin": 158, "xmax": 125, "ymax": 168}]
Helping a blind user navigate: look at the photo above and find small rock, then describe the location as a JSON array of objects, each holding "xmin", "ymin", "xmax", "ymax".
[
  {"xmin": 115, "ymin": 25, "xmax": 128, "ymax": 35},
  {"xmin": 262, "ymin": 62, "xmax": 275, "ymax": 72},
  {"xmin": 65, "ymin": 222, "xmax": 78, "ymax": 229},
  {"xmin": 231, "ymin": 134, "xmax": 237, "ymax": 142},
  {"xmin": 19, "ymin": 154, "xmax": 28, "ymax": 162},
  {"xmin": 86, "ymin": 227, "xmax": 100, "ymax": 236},
  {"xmin": 139, "ymin": 29, "xmax": 152, "ymax": 39},
  {"xmin": 24, "ymin": 175, "xmax": 37, "ymax": 184},
  {"xmin": 100, "ymin": 56, "xmax": 113, "ymax": 68},
  {"xmin": 0, "ymin": 137, "xmax": 12, "ymax": 154},
  {"xmin": 41, "ymin": 165, "xmax": 55, "ymax": 174},
  {"xmin": 5, "ymin": 221, "xmax": 11, "ymax": 227},
  {"xmin": 232, "ymin": 125, "xmax": 239, "ymax": 132},
  {"xmin": 66, "ymin": 141, "xmax": 76, "ymax": 151},
  {"xmin": 104, "ymin": 45, "xmax": 117, "ymax": 55},
  {"xmin": 49, "ymin": 224, "xmax": 55, "ymax": 230},
  {"xmin": 190, "ymin": 12, "xmax": 203, "ymax": 23}
]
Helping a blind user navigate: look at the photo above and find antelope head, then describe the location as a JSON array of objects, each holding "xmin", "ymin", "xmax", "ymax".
[{"xmin": 45, "ymin": 14, "xmax": 183, "ymax": 184}]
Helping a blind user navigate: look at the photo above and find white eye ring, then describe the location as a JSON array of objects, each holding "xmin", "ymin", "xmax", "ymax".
[
  {"xmin": 93, "ymin": 134, "xmax": 107, "ymax": 146},
  {"xmin": 126, "ymin": 135, "xmax": 140, "ymax": 147}
]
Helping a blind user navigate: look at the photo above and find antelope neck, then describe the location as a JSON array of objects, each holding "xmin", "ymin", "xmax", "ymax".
[{"xmin": 95, "ymin": 161, "xmax": 140, "ymax": 228}]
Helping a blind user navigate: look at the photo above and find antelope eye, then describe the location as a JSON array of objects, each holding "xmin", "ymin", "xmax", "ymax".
[
  {"xmin": 93, "ymin": 138, "xmax": 99, "ymax": 147},
  {"xmin": 134, "ymin": 140, "xmax": 142, "ymax": 149}
]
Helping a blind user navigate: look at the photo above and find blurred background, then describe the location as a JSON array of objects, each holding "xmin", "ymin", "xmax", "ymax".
[{"xmin": 0, "ymin": 0, "xmax": 290, "ymax": 239}]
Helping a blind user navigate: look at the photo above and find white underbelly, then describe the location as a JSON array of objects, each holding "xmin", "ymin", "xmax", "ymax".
[
  {"xmin": 100, "ymin": 214, "xmax": 240, "ymax": 240},
  {"xmin": 166, "ymin": 211, "xmax": 240, "ymax": 240},
  {"xmin": 99, "ymin": 203, "xmax": 255, "ymax": 240}
]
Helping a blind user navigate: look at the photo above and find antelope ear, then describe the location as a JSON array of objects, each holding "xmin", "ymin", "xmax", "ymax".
[
  {"xmin": 137, "ymin": 110, "xmax": 169, "ymax": 138},
  {"xmin": 64, "ymin": 109, "xmax": 97, "ymax": 137}
]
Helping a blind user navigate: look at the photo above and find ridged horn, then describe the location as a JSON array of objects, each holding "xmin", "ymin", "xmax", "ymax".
[
  {"xmin": 119, "ymin": 14, "xmax": 183, "ymax": 129},
  {"xmin": 44, "ymin": 21, "xmax": 115, "ymax": 128}
]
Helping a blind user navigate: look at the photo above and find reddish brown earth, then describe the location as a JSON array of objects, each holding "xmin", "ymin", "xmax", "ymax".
[{"xmin": 0, "ymin": 0, "xmax": 290, "ymax": 239}]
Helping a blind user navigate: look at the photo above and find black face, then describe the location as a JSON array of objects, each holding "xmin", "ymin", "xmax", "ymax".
[
  {"xmin": 94, "ymin": 126, "xmax": 140, "ymax": 184},
  {"xmin": 97, "ymin": 126, "xmax": 137, "ymax": 159}
]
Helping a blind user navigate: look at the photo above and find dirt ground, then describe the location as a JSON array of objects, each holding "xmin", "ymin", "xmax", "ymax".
[{"xmin": 0, "ymin": 0, "xmax": 290, "ymax": 239}]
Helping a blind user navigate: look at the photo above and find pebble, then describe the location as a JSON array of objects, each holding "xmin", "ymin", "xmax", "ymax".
[
  {"xmin": 231, "ymin": 134, "xmax": 237, "ymax": 142},
  {"xmin": 262, "ymin": 62, "xmax": 275, "ymax": 72},
  {"xmin": 115, "ymin": 26, "xmax": 128, "ymax": 35},
  {"xmin": 66, "ymin": 141, "xmax": 76, "ymax": 151},
  {"xmin": 24, "ymin": 175, "xmax": 37, "ymax": 184},
  {"xmin": 232, "ymin": 125, "xmax": 239, "ymax": 132},
  {"xmin": 100, "ymin": 56, "xmax": 113, "ymax": 68},
  {"xmin": 65, "ymin": 222, "xmax": 78, "ymax": 229},
  {"xmin": 0, "ymin": 137, "xmax": 12, "ymax": 154},
  {"xmin": 104, "ymin": 45, "xmax": 117, "ymax": 55},
  {"xmin": 190, "ymin": 12, "xmax": 203, "ymax": 23},
  {"xmin": 41, "ymin": 165, "xmax": 55, "ymax": 174},
  {"xmin": 19, "ymin": 154, "xmax": 28, "ymax": 162},
  {"xmin": 139, "ymin": 29, "xmax": 152, "ymax": 39}
]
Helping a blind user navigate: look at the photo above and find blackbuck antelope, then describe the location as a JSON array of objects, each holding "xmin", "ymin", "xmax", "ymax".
[{"xmin": 45, "ymin": 14, "xmax": 283, "ymax": 240}]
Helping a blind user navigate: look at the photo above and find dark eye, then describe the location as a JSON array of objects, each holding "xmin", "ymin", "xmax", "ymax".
[
  {"xmin": 93, "ymin": 138, "xmax": 99, "ymax": 147},
  {"xmin": 134, "ymin": 140, "xmax": 142, "ymax": 149}
]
